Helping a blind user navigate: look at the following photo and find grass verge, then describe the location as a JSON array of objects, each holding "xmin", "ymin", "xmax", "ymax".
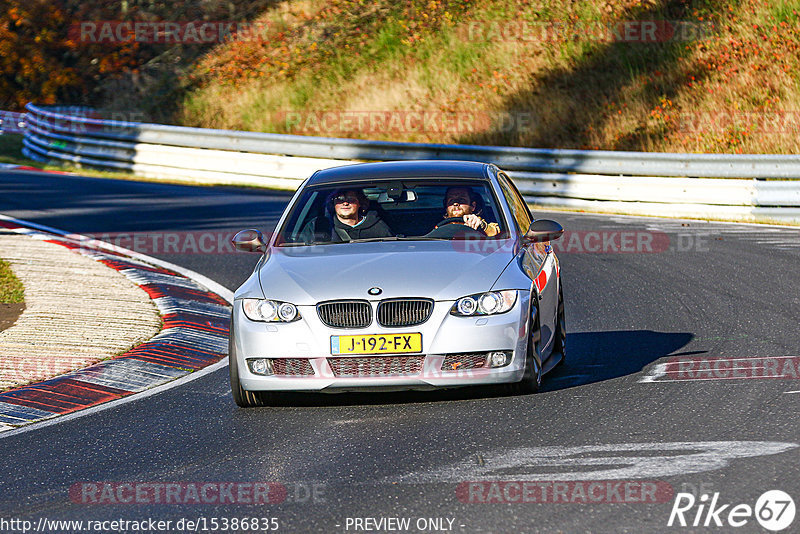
[{"xmin": 0, "ymin": 258, "xmax": 24, "ymax": 304}]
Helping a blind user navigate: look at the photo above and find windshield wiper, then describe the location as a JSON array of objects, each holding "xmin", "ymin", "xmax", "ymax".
[
  {"xmin": 280, "ymin": 236, "xmax": 453, "ymax": 246},
  {"xmin": 347, "ymin": 237, "xmax": 402, "ymax": 243},
  {"xmin": 396, "ymin": 236, "xmax": 451, "ymax": 241}
]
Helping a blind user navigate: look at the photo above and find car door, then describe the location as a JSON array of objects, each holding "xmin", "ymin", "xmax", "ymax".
[{"xmin": 496, "ymin": 172, "xmax": 558, "ymax": 358}]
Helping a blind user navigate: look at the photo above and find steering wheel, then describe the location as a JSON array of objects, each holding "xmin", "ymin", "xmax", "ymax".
[
  {"xmin": 436, "ymin": 217, "xmax": 468, "ymax": 226},
  {"xmin": 424, "ymin": 217, "xmax": 485, "ymax": 239}
]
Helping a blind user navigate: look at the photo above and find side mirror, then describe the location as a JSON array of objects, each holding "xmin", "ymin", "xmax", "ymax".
[
  {"xmin": 232, "ymin": 229, "xmax": 267, "ymax": 253},
  {"xmin": 523, "ymin": 219, "xmax": 564, "ymax": 243}
]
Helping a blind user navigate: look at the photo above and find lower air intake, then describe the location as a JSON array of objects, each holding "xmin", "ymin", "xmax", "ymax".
[
  {"xmin": 441, "ymin": 353, "xmax": 488, "ymax": 371},
  {"xmin": 328, "ymin": 356, "xmax": 425, "ymax": 377},
  {"xmin": 271, "ymin": 358, "xmax": 315, "ymax": 376}
]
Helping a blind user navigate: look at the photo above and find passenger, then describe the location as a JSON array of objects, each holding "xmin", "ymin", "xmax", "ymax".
[
  {"xmin": 300, "ymin": 188, "xmax": 393, "ymax": 242},
  {"xmin": 438, "ymin": 186, "xmax": 500, "ymax": 236}
]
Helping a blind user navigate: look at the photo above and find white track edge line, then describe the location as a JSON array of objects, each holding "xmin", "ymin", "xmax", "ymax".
[{"xmin": 0, "ymin": 213, "xmax": 233, "ymax": 440}]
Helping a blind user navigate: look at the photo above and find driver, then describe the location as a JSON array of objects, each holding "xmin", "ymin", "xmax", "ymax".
[{"xmin": 439, "ymin": 186, "xmax": 500, "ymax": 237}]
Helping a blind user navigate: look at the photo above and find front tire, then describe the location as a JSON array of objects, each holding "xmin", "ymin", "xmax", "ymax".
[
  {"xmin": 552, "ymin": 278, "xmax": 566, "ymax": 366},
  {"xmin": 505, "ymin": 300, "xmax": 542, "ymax": 395},
  {"xmin": 230, "ymin": 351, "xmax": 265, "ymax": 407},
  {"xmin": 229, "ymin": 330, "xmax": 272, "ymax": 407}
]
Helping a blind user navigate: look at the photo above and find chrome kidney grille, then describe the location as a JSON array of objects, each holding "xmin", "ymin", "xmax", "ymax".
[
  {"xmin": 317, "ymin": 300, "xmax": 372, "ymax": 328},
  {"xmin": 377, "ymin": 299, "xmax": 433, "ymax": 327}
]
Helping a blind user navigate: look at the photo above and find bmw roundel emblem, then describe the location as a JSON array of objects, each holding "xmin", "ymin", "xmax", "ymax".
[{"xmin": 368, "ymin": 287, "xmax": 382, "ymax": 296}]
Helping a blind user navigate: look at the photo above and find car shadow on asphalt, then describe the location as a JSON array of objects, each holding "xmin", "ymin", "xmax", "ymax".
[
  {"xmin": 256, "ymin": 383, "xmax": 517, "ymax": 407},
  {"xmin": 540, "ymin": 329, "xmax": 697, "ymax": 393},
  {"xmin": 255, "ymin": 329, "xmax": 695, "ymax": 406}
]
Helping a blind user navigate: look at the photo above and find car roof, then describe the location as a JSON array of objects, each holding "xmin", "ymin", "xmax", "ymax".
[{"xmin": 306, "ymin": 160, "xmax": 494, "ymax": 186}]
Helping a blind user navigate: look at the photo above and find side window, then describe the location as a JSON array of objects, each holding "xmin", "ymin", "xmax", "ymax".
[{"xmin": 497, "ymin": 172, "xmax": 532, "ymax": 233}]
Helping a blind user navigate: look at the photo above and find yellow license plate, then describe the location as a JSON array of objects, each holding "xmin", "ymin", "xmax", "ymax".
[{"xmin": 331, "ymin": 333, "xmax": 422, "ymax": 355}]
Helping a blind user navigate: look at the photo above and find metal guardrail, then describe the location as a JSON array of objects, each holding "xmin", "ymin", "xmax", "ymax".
[{"xmin": 18, "ymin": 103, "xmax": 800, "ymax": 222}]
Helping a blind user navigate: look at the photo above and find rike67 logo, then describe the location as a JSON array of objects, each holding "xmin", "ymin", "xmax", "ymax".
[{"xmin": 668, "ymin": 490, "xmax": 795, "ymax": 531}]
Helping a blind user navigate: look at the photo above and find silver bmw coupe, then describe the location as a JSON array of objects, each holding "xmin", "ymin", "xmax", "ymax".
[{"xmin": 229, "ymin": 160, "xmax": 565, "ymax": 406}]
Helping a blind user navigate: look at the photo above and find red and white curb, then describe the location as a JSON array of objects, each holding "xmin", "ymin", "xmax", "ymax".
[
  {"xmin": 0, "ymin": 163, "xmax": 74, "ymax": 174},
  {"xmin": 0, "ymin": 215, "xmax": 233, "ymax": 434}
]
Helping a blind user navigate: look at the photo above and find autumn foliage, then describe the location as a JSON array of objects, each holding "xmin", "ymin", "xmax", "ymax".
[
  {"xmin": 2, "ymin": 1, "xmax": 128, "ymax": 109},
  {"xmin": 0, "ymin": 0, "xmax": 276, "ymax": 112}
]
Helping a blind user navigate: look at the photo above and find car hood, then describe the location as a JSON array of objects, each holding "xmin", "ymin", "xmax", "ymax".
[{"xmin": 257, "ymin": 241, "xmax": 517, "ymax": 304}]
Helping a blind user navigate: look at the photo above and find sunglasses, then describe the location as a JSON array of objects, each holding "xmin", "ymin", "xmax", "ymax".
[
  {"xmin": 333, "ymin": 195, "xmax": 359, "ymax": 204},
  {"xmin": 446, "ymin": 197, "xmax": 471, "ymax": 206}
]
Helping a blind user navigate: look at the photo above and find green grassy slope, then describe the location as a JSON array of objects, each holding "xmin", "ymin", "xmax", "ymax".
[{"xmin": 174, "ymin": 0, "xmax": 800, "ymax": 154}]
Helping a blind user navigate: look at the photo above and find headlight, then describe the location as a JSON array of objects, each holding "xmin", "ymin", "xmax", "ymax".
[
  {"xmin": 241, "ymin": 298, "xmax": 300, "ymax": 322},
  {"xmin": 450, "ymin": 290, "xmax": 517, "ymax": 316}
]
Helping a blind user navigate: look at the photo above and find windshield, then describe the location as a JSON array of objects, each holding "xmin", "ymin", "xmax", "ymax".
[{"xmin": 275, "ymin": 179, "xmax": 510, "ymax": 246}]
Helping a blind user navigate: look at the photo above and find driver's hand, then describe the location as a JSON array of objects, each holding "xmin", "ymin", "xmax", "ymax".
[{"xmin": 463, "ymin": 214, "xmax": 484, "ymax": 230}]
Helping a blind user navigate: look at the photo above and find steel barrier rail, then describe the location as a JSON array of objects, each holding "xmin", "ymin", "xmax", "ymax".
[
  {"xmin": 18, "ymin": 103, "xmax": 800, "ymax": 222},
  {"xmin": 23, "ymin": 127, "xmax": 765, "ymax": 205},
  {"xmin": 24, "ymin": 103, "xmax": 800, "ymax": 178},
  {"xmin": 22, "ymin": 116, "xmax": 352, "ymax": 189}
]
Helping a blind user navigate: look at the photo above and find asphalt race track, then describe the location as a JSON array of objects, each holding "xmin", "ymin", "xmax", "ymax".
[{"xmin": 1, "ymin": 170, "xmax": 799, "ymax": 533}]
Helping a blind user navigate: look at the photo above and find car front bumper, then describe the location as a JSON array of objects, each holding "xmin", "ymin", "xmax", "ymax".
[{"xmin": 231, "ymin": 294, "xmax": 531, "ymax": 392}]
